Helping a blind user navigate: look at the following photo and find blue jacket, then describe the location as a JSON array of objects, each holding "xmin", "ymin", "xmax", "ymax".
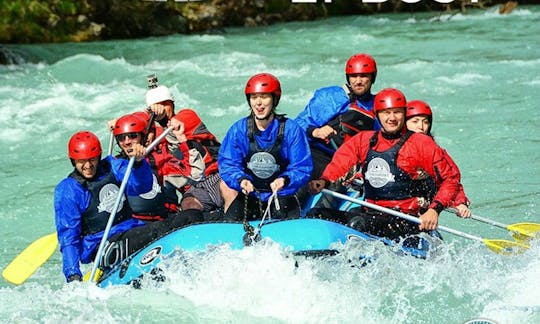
[
  {"xmin": 53, "ymin": 155, "xmax": 153, "ymax": 280},
  {"xmin": 294, "ymin": 85, "xmax": 380, "ymax": 138},
  {"xmin": 218, "ymin": 116, "xmax": 312, "ymax": 201}
]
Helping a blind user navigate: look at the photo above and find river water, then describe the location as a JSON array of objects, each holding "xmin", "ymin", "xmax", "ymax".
[{"xmin": 1, "ymin": 6, "xmax": 539, "ymax": 324}]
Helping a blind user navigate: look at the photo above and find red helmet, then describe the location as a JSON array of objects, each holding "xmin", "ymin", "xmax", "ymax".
[
  {"xmin": 406, "ymin": 100, "xmax": 432, "ymax": 119},
  {"xmin": 174, "ymin": 108, "xmax": 202, "ymax": 137},
  {"xmin": 114, "ymin": 113, "xmax": 148, "ymax": 136},
  {"xmin": 68, "ymin": 131, "xmax": 102, "ymax": 160},
  {"xmin": 244, "ymin": 73, "xmax": 281, "ymax": 107},
  {"xmin": 373, "ymin": 88, "xmax": 407, "ymax": 114},
  {"xmin": 345, "ymin": 53, "xmax": 377, "ymax": 83}
]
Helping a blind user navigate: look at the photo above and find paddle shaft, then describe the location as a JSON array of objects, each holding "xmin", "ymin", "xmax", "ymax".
[
  {"xmin": 89, "ymin": 126, "xmax": 173, "ymax": 282},
  {"xmin": 447, "ymin": 207, "xmax": 509, "ymax": 229},
  {"xmin": 107, "ymin": 131, "xmax": 114, "ymax": 155},
  {"xmin": 322, "ymin": 189, "xmax": 484, "ymax": 243}
]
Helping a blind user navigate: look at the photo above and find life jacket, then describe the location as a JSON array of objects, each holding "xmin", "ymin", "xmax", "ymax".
[
  {"xmin": 114, "ymin": 142, "xmax": 178, "ymax": 221},
  {"xmin": 362, "ymin": 131, "xmax": 419, "ymax": 201},
  {"xmin": 176, "ymin": 109, "xmax": 221, "ymax": 177},
  {"xmin": 126, "ymin": 170, "xmax": 172, "ymax": 222},
  {"xmin": 326, "ymin": 84, "xmax": 375, "ymax": 147},
  {"xmin": 244, "ymin": 115, "xmax": 288, "ymax": 191},
  {"xmin": 69, "ymin": 160, "xmax": 132, "ymax": 235}
]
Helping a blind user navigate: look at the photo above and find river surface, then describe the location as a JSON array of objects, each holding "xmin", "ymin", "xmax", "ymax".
[{"xmin": 1, "ymin": 6, "xmax": 539, "ymax": 324}]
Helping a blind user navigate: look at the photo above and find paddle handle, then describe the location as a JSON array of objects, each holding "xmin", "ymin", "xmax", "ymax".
[{"xmin": 322, "ymin": 189, "xmax": 484, "ymax": 243}]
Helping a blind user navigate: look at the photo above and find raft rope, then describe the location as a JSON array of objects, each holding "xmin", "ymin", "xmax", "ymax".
[{"xmin": 242, "ymin": 191, "xmax": 279, "ymax": 245}]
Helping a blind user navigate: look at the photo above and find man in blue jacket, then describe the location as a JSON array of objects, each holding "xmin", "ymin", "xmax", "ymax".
[
  {"xmin": 54, "ymin": 131, "xmax": 153, "ymax": 282},
  {"xmin": 295, "ymin": 53, "xmax": 380, "ymax": 179},
  {"xmin": 218, "ymin": 73, "xmax": 312, "ymax": 221}
]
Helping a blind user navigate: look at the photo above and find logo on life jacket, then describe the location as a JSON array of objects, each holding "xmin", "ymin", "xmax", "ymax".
[
  {"xmin": 247, "ymin": 152, "xmax": 280, "ymax": 179},
  {"xmin": 139, "ymin": 174, "xmax": 162, "ymax": 199},
  {"xmin": 97, "ymin": 183, "xmax": 125, "ymax": 213},
  {"xmin": 365, "ymin": 157, "xmax": 395, "ymax": 188}
]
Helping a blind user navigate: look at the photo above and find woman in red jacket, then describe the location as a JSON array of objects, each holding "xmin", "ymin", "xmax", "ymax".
[
  {"xmin": 309, "ymin": 88, "xmax": 461, "ymax": 240},
  {"xmin": 405, "ymin": 100, "xmax": 471, "ymax": 218}
]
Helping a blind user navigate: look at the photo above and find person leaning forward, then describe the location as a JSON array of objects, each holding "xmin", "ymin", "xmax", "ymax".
[
  {"xmin": 145, "ymin": 80, "xmax": 223, "ymax": 219},
  {"xmin": 308, "ymin": 88, "xmax": 460, "ymax": 241}
]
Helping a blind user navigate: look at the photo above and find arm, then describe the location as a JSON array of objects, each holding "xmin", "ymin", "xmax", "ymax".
[
  {"xmin": 294, "ymin": 86, "xmax": 349, "ymax": 133},
  {"xmin": 321, "ymin": 132, "xmax": 367, "ymax": 183},
  {"xmin": 218, "ymin": 119, "xmax": 251, "ymax": 192},
  {"xmin": 275, "ymin": 120, "xmax": 313, "ymax": 194},
  {"xmin": 54, "ymin": 178, "xmax": 84, "ymax": 281},
  {"xmin": 413, "ymin": 136, "xmax": 461, "ymax": 229},
  {"xmin": 108, "ymin": 155, "xmax": 153, "ymax": 196}
]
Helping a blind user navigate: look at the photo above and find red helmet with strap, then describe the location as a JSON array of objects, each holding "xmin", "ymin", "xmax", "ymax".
[
  {"xmin": 114, "ymin": 113, "xmax": 148, "ymax": 136},
  {"xmin": 373, "ymin": 88, "xmax": 407, "ymax": 114},
  {"xmin": 245, "ymin": 73, "xmax": 281, "ymax": 107},
  {"xmin": 406, "ymin": 100, "xmax": 432, "ymax": 119},
  {"xmin": 68, "ymin": 131, "xmax": 102, "ymax": 160},
  {"xmin": 345, "ymin": 53, "xmax": 377, "ymax": 83}
]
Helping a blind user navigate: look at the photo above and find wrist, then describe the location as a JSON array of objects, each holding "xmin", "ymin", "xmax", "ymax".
[
  {"xmin": 428, "ymin": 201, "xmax": 444, "ymax": 215},
  {"xmin": 282, "ymin": 176, "xmax": 290, "ymax": 187}
]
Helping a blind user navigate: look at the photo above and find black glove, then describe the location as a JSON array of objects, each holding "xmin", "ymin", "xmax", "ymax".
[{"xmin": 67, "ymin": 274, "xmax": 82, "ymax": 283}]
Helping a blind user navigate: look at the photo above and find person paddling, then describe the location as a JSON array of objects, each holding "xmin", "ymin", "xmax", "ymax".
[
  {"xmin": 308, "ymin": 88, "xmax": 461, "ymax": 241},
  {"xmin": 54, "ymin": 131, "xmax": 152, "ymax": 282},
  {"xmin": 405, "ymin": 99, "xmax": 471, "ymax": 218}
]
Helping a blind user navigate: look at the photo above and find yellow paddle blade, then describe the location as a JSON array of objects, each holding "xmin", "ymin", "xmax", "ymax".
[
  {"xmin": 83, "ymin": 268, "xmax": 103, "ymax": 282},
  {"xmin": 483, "ymin": 239, "xmax": 530, "ymax": 255},
  {"xmin": 508, "ymin": 223, "xmax": 540, "ymax": 242},
  {"xmin": 2, "ymin": 233, "xmax": 58, "ymax": 285}
]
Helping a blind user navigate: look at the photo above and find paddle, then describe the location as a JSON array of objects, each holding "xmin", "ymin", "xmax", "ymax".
[
  {"xmin": 447, "ymin": 207, "xmax": 540, "ymax": 242},
  {"xmin": 88, "ymin": 126, "xmax": 173, "ymax": 283},
  {"xmin": 107, "ymin": 130, "xmax": 114, "ymax": 155},
  {"xmin": 322, "ymin": 189, "xmax": 530, "ymax": 255},
  {"xmin": 2, "ymin": 233, "xmax": 58, "ymax": 285}
]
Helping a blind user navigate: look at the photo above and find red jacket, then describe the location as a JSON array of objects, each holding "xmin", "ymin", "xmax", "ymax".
[
  {"xmin": 441, "ymin": 148, "xmax": 470, "ymax": 207},
  {"xmin": 321, "ymin": 130, "xmax": 461, "ymax": 214}
]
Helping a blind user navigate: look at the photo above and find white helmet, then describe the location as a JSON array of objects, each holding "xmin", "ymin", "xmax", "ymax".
[{"xmin": 145, "ymin": 85, "xmax": 174, "ymax": 106}]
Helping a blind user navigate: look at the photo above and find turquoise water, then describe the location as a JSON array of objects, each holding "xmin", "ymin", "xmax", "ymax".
[{"xmin": 1, "ymin": 6, "xmax": 539, "ymax": 323}]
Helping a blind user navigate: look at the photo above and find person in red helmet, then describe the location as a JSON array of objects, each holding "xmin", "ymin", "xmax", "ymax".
[
  {"xmin": 55, "ymin": 130, "xmax": 206, "ymax": 282},
  {"xmin": 295, "ymin": 53, "xmax": 380, "ymax": 180},
  {"xmin": 53, "ymin": 131, "xmax": 153, "ymax": 282},
  {"xmin": 406, "ymin": 100, "xmax": 471, "ymax": 218},
  {"xmin": 113, "ymin": 113, "xmax": 201, "ymax": 222},
  {"xmin": 219, "ymin": 73, "xmax": 312, "ymax": 221},
  {"xmin": 167, "ymin": 108, "xmax": 223, "ymax": 218},
  {"xmin": 308, "ymin": 88, "xmax": 461, "ymax": 240},
  {"xmin": 142, "ymin": 75, "xmax": 223, "ymax": 218},
  {"xmin": 108, "ymin": 75, "xmax": 223, "ymax": 219}
]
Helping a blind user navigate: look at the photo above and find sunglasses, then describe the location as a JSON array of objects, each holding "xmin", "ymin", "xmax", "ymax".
[{"xmin": 115, "ymin": 132, "xmax": 140, "ymax": 141}]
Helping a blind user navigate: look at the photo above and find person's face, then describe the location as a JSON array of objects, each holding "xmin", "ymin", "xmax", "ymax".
[
  {"xmin": 74, "ymin": 157, "xmax": 100, "ymax": 179},
  {"xmin": 116, "ymin": 132, "xmax": 142, "ymax": 153},
  {"xmin": 159, "ymin": 100, "xmax": 175, "ymax": 119},
  {"xmin": 406, "ymin": 115, "xmax": 431, "ymax": 135},
  {"xmin": 378, "ymin": 108, "xmax": 405, "ymax": 134},
  {"xmin": 347, "ymin": 73, "xmax": 373, "ymax": 96},
  {"xmin": 249, "ymin": 93, "xmax": 273, "ymax": 120}
]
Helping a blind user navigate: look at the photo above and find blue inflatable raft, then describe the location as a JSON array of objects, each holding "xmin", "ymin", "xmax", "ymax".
[{"xmin": 97, "ymin": 217, "xmax": 437, "ymax": 287}]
